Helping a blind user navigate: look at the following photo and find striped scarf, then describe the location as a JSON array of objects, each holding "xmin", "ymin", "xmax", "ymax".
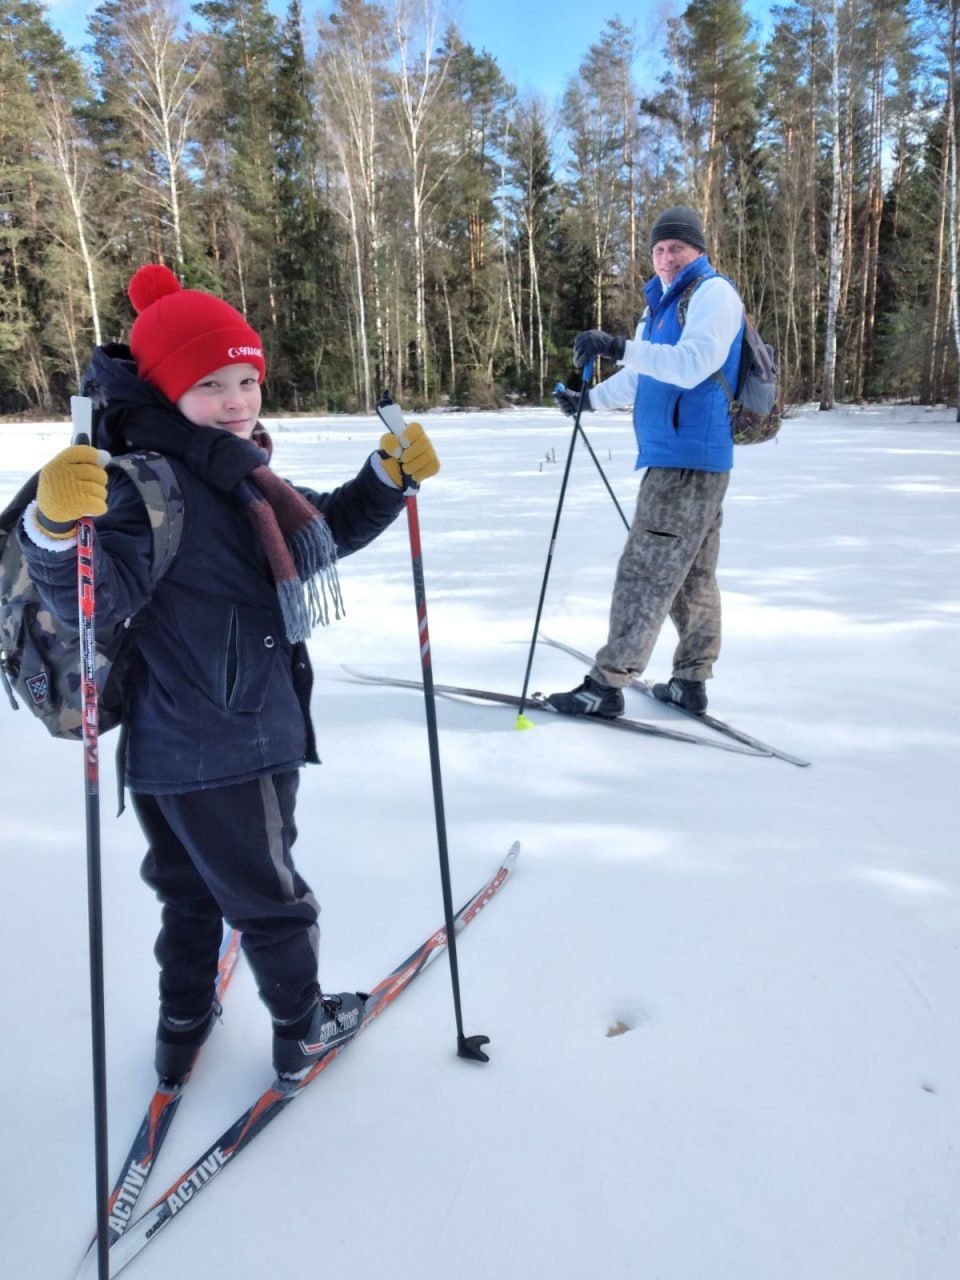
[
  {"xmin": 238, "ymin": 455, "xmax": 344, "ymax": 642},
  {"xmin": 122, "ymin": 413, "xmax": 343, "ymax": 643}
]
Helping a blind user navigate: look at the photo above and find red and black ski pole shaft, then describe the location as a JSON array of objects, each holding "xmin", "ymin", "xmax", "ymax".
[
  {"xmin": 71, "ymin": 394, "xmax": 110, "ymax": 1279},
  {"xmin": 375, "ymin": 393, "xmax": 489, "ymax": 1063},
  {"xmin": 514, "ymin": 359, "xmax": 595, "ymax": 727}
]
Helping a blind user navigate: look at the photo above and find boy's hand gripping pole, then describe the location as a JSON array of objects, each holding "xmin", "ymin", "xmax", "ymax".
[
  {"xmin": 71, "ymin": 395, "xmax": 111, "ymax": 1280},
  {"xmin": 515, "ymin": 360, "xmax": 594, "ymax": 728},
  {"xmin": 375, "ymin": 392, "xmax": 490, "ymax": 1063}
]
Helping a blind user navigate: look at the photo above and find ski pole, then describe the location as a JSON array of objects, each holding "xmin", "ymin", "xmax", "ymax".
[
  {"xmin": 71, "ymin": 394, "xmax": 110, "ymax": 1280},
  {"xmin": 514, "ymin": 360, "xmax": 594, "ymax": 728},
  {"xmin": 553, "ymin": 382, "xmax": 630, "ymax": 531},
  {"xmin": 375, "ymin": 393, "xmax": 490, "ymax": 1063}
]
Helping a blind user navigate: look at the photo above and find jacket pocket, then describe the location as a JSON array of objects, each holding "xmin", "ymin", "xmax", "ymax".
[
  {"xmin": 636, "ymin": 378, "xmax": 682, "ymax": 452},
  {"xmin": 223, "ymin": 603, "xmax": 281, "ymax": 713}
]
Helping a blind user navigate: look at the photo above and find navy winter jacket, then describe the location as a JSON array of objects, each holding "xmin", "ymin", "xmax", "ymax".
[{"xmin": 19, "ymin": 348, "xmax": 404, "ymax": 794}]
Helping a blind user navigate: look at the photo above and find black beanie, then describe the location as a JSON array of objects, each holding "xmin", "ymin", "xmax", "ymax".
[{"xmin": 648, "ymin": 205, "xmax": 707, "ymax": 253}]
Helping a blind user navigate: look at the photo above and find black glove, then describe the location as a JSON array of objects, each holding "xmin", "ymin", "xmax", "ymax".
[
  {"xmin": 553, "ymin": 386, "xmax": 593, "ymax": 418},
  {"xmin": 573, "ymin": 329, "xmax": 626, "ymax": 369}
]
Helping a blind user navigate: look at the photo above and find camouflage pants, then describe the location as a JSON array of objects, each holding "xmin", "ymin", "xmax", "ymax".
[{"xmin": 592, "ymin": 467, "xmax": 729, "ymax": 688}]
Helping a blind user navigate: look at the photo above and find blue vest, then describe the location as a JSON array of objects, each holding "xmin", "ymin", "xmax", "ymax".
[{"xmin": 632, "ymin": 256, "xmax": 743, "ymax": 473}]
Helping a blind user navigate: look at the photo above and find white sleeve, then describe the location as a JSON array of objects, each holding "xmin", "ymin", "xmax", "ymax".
[
  {"xmin": 588, "ymin": 364, "xmax": 638, "ymax": 412},
  {"xmin": 619, "ymin": 277, "xmax": 743, "ymax": 388},
  {"xmin": 588, "ymin": 314, "xmax": 645, "ymax": 411}
]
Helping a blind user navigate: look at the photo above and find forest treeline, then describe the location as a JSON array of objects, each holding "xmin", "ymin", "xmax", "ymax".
[{"xmin": 1, "ymin": 0, "xmax": 957, "ymax": 415}]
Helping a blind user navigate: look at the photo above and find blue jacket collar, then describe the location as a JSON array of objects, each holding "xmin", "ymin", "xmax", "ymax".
[{"xmin": 643, "ymin": 254, "xmax": 714, "ymax": 313}]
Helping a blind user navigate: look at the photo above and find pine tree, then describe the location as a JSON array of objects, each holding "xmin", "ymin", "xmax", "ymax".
[
  {"xmin": 666, "ymin": 0, "xmax": 760, "ymax": 272},
  {"xmin": 440, "ymin": 29, "xmax": 514, "ymax": 403},
  {"xmin": 270, "ymin": 0, "xmax": 344, "ymax": 408},
  {"xmin": 192, "ymin": 0, "xmax": 284, "ymax": 377},
  {"xmin": 561, "ymin": 21, "xmax": 634, "ymax": 336},
  {"xmin": 506, "ymin": 96, "xmax": 559, "ymax": 399},
  {"xmin": 0, "ymin": 0, "xmax": 86, "ymax": 410}
]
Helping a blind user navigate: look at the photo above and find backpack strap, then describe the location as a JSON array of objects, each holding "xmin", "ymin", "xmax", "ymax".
[
  {"xmin": 107, "ymin": 453, "xmax": 184, "ymax": 809},
  {"xmin": 676, "ymin": 277, "xmax": 704, "ymax": 329},
  {"xmin": 676, "ymin": 275, "xmax": 741, "ymax": 409},
  {"xmin": 108, "ymin": 453, "xmax": 185, "ymax": 587}
]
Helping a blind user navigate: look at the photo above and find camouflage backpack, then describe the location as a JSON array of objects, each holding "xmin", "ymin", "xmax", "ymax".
[
  {"xmin": 0, "ymin": 452, "xmax": 184, "ymax": 740},
  {"xmin": 678, "ymin": 276, "xmax": 781, "ymax": 445}
]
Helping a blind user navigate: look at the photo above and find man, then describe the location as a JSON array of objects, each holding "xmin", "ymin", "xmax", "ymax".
[{"xmin": 548, "ymin": 204, "xmax": 744, "ymax": 718}]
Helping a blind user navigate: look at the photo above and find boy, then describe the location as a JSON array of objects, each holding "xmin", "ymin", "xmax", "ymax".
[{"xmin": 19, "ymin": 264, "xmax": 439, "ymax": 1082}]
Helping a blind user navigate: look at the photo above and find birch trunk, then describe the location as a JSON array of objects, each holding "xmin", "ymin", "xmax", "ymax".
[
  {"xmin": 820, "ymin": 0, "xmax": 844, "ymax": 411},
  {"xmin": 392, "ymin": 0, "xmax": 451, "ymax": 400},
  {"xmin": 120, "ymin": 0, "xmax": 207, "ymax": 270},
  {"xmin": 927, "ymin": 136, "xmax": 949, "ymax": 403},
  {"xmin": 947, "ymin": 3, "xmax": 960, "ymax": 420},
  {"xmin": 37, "ymin": 84, "xmax": 103, "ymax": 347}
]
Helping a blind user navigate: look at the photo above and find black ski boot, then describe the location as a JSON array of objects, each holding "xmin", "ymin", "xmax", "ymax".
[
  {"xmin": 545, "ymin": 673, "xmax": 624, "ymax": 719},
  {"xmin": 272, "ymin": 992, "xmax": 367, "ymax": 1081},
  {"xmin": 155, "ymin": 1000, "xmax": 221, "ymax": 1085},
  {"xmin": 652, "ymin": 676, "xmax": 708, "ymax": 714}
]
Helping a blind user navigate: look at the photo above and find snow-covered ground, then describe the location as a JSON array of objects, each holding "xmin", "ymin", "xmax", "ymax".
[{"xmin": 1, "ymin": 403, "xmax": 958, "ymax": 1279}]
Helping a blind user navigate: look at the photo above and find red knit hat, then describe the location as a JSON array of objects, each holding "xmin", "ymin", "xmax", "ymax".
[{"xmin": 127, "ymin": 264, "xmax": 266, "ymax": 402}]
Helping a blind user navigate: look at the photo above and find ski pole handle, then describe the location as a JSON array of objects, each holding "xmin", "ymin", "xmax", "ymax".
[
  {"xmin": 553, "ymin": 357, "xmax": 595, "ymax": 402},
  {"xmin": 71, "ymin": 393, "xmax": 93, "ymax": 447},
  {"xmin": 374, "ymin": 391, "xmax": 420, "ymax": 494},
  {"xmin": 555, "ymin": 360, "xmax": 593, "ymax": 399},
  {"xmin": 374, "ymin": 393, "xmax": 409, "ymax": 447}
]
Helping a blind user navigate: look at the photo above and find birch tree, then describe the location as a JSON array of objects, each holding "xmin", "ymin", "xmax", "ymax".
[
  {"xmin": 762, "ymin": 0, "xmax": 830, "ymax": 400},
  {"xmin": 316, "ymin": 0, "xmax": 390, "ymax": 410},
  {"xmin": 820, "ymin": 0, "xmax": 845, "ymax": 409},
  {"xmin": 390, "ymin": 0, "xmax": 452, "ymax": 398},
  {"xmin": 110, "ymin": 0, "xmax": 208, "ymax": 270},
  {"xmin": 35, "ymin": 83, "xmax": 103, "ymax": 350},
  {"xmin": 943, "ymin": 0, "xmax": 960, "ymax": 419}
]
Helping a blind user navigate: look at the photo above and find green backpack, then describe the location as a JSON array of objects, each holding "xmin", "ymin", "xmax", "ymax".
[{"xmin": 0, "ymin": 452, "xmax": 184, "ymax": 740}]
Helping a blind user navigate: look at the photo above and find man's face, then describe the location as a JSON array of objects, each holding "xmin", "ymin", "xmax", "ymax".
[{"xmin": 651, "ymin": 239, "xmax": 702, "ymax": 288}]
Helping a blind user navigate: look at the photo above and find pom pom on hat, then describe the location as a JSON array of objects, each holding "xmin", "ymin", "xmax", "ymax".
[
  {"xmin": 128, "ymin": 263, "xmax": 182, "ymax": 314},
  {"xmin": 127, "ymin": 264, "xmax": 266, "ymax": 403}
]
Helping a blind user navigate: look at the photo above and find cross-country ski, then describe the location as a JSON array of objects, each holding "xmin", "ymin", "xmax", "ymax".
[
  {"xmin": 75, "ymin": 930, "xmax": 241, "ymax": 1272},
  {"xmin": 539, "ymin": 635, "xmax": 810, "ymax": 766},
  {"xmin": 75, "ymin": 846, "xmax": 517, "ymax": 1279},
  {"xmin": 341, "ymin": 665, "xmax": 766, "ymax": 757}
]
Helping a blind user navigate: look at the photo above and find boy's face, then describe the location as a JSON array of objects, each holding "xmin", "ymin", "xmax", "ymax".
[
  {"xmin": 651, "ymin": 239, "xmax": 702, "ymax": 288},
  {"xmin": 176, "ymin": 363, "xmax": 262, "ymax": 438}
]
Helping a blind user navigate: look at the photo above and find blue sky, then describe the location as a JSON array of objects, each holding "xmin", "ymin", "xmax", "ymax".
[{"xmin": 43, "ymin": 1, "xmax": 769, "ymax": 102}]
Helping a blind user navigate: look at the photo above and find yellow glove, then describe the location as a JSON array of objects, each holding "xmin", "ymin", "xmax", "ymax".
[
  {"xmin": 35, "ymin": 444, "xmax": 109, "ymax": 539},
  {"xmin": 378, "ymin": 421, "xmax": 440, "ymax": 490}
]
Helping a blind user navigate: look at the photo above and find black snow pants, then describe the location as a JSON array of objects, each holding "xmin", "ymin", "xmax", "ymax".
[{"xmin": 133, "ymin": 771, "xmax": 321, "ymax": 1026}]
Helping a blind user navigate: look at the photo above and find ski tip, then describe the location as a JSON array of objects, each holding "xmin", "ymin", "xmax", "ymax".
[
  {"xmin": 514, "ymin": 713, "xmax": 535, "ymax": 731},
  {"xmin": 499, "ymin": 841, "xmax": 521, "ymax": 875}
]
